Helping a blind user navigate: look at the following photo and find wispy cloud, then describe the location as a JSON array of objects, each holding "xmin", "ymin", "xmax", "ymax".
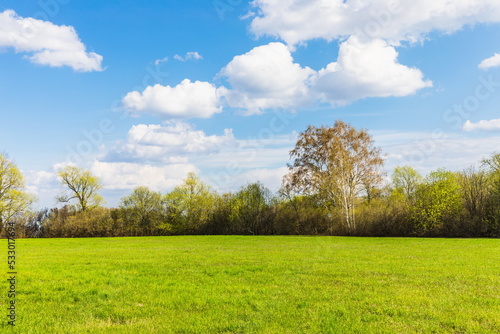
[
  {"xmin": 154, "ymin": 56, "xmax": 169, "ymax": 65},
  {"xmin": 174, "ymin": 51, "xmax": 203, "ymax": 61}
]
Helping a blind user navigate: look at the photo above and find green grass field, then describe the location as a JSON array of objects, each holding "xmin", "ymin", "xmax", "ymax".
[{"xmin": 3, "ymin": 236, "xmax": 499, "ymax": 333}]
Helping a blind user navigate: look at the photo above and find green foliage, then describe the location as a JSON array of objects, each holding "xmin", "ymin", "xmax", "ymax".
[
  {"xmin": 274, "ymin": 195, "xmax": 330, "ymax": 235},
  {"xmin": 40, "ymin": 206, "xmax": 123, "ymax": 237},
  {"xmin": 8, "ymin": 149, "xmax": 500, "ymax": 238},
  {"xmin": 202, "ymin": 193, "xmax": 234, "ymax": 234},
  {"xmin": 57, "ymin": 166, "xmax": 103, "ymax": 211},
  {"xmin": 410, "ymin": 169, "xmax": 463, "ymax": 235},
  {"xmin": 229, "ymin": 182, "xmax": 274, "ymax": 234},
  {"xmin": 392, "ymin": 165, "xmax": 422, "ymax": 201},
  {"xmin": 13, "ymin": 236, "xmax": 500, "ymax": 333},
  {"xmin": 164, "ymin": 173, "xmax": 217, "ymax": 233},
  {"xmin": 482, "ymin": 153, "xmax": 500, "ymax": 236},
  {"xmin": 119, "ymin": 186, "xmax": 170, "ymax": 235},
  {"xmin": 0, "ymin": 153, "xmax": 35, "ymax": 229},
  {"xmin": 357, "ymin": 195, "xmax": 413, "ymax": 237}
]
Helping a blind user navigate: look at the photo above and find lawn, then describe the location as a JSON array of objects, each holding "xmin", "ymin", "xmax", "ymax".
[{"xmin": 3, "ymin": 236, "xmax": 499, "ymax": 333}]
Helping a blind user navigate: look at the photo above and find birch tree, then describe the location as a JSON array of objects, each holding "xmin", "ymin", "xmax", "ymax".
[{"xmin": 284, "ymin": 121, "xmax": 384, "ymax": 234}]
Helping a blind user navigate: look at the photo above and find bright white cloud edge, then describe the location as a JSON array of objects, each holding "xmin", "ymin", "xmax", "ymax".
[
  {"xmin": 0, "ymin": 10, "xmax": 103, "ymax": 72},
  {"xmin": 250, "ymin": 0, "xmax": 500, "ymax": 47},
  {"xmin": 479, "ymin": 53, "xmax": 500, "ymax": 70},
  {"xmin": 462, "ymin": 119, "xmax": 500, "ymax": 131}
]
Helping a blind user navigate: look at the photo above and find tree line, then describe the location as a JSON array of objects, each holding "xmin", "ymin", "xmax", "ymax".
[{"xmin": 1, "ymin": 121, "xmax": 499, "ymax": 238}]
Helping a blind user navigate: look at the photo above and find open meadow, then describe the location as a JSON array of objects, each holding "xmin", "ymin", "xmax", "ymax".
[{"xmin": 4, "ymin": 236, "xmax": 499, "ymax": 333}]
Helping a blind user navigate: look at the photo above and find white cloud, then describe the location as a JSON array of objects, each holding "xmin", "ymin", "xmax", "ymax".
[
  {"xmin": 479, "ymin": 53, "xmax": 500, "ymax": 70},
  {"xmin": 462, "ymin": 119, "xmax": 500, "ymax": 131},
  {"xmin": 250, "ymin": 0, "xmax": 500, "ymax": 47},
  {"xmin": 122, "ymin": 79, "xmax": 227, "ymax": 119},
  {"xmin": 373, "ymin": 130, "xmax": 500, "ymax": 176},
  {"xmin": 122, "ymin": 39, "xmax": 429, "ymax": 118},
  {"xmin": 91, "ymin": 161, "xmax": 198, "ymax": 191},
  {"xmin": 313, "ymin": 37, "xmax": 432, "ymax": 103},
  {"xmin": 104, "ymin": 122, "xmax": 235, "ymax": 163},
  {"xmin": 0, "ymin": 9, "xmax": 103, "ymax": 71},
  {"xmin": 24, "ymin": 170, "xmax": 57, "ymax": 196},
  {"xmin": 218, "ymin": 39, "xmax": 430, "ymax": 112},
  {"xmin": 237, "ymin": 167, "xmax": 289, "ymax": 191},
  {"xmin": 52, "ymin": 161, "xmax": 77, "ymax": 171},
  {"xmin": 154, "ymin": 56, "xmax": 169, "ymax": 65},
  {"xmin": 174, "ymin": 51, "xmax": 203, "ymax": 61},
  {"xmin": 220, "ymin": 42, "xmax": 314, "ymax": 114}
]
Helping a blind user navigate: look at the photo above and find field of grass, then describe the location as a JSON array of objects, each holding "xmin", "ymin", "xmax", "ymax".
[{"xmin": 3, "ymin": 236, "xmax": 499, "ymax": 333}]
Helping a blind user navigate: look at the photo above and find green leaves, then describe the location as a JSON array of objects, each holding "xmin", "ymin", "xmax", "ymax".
[
  {"xmin": 57, "ymin": 166, "xmax": 103, "ymax": 211},
  {"xmin": 392, "ymin": 166, "xmax": 422, "ymax": 201},
  {"xmin": 0, "ymin": 153, "xmax": 35, "ymax": 225},
  {"xmin": 410, "ymin": 169, "xmax": 462, "ymax": 235},
  {"xmin": 164, "ymin": 173, "xmax": 216, "ymax": 233}
]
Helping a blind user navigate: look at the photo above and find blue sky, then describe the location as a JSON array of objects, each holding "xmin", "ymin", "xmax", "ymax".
[{"xmin": 1, "ymin": 0, "xmax": 500, "ymax": 208}]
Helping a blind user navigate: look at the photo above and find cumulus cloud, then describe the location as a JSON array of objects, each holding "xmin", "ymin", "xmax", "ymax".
[
  {"xmin": 122, "ymin": 79, "xmax": 227, "ymax": 119},
  {"xmin": 103, "ymin": 122, "xmax": 234, "ymax": 163},
  {"xmin": 24, "ymin": 170, "xmax": 57, "ymax": 197},
  {"xmin": 124, "ymin": 0, "xmax": 487, "ymax": 117},
  {"xmin": 174, "ymin": 51, "xmax": 203, "ymax": 61},
  {"xmin": 479, "ymin": 53, "xmax": 500, "ymax": 70},
  {"xmin": 313, "ymin": 37, "xmax": 432, "ymax": 103},
  {"xmin": 0, "ymin": 9, "xmax": 103, "ymax": 71},
  {"xmin": 220, "ymin": 42, "xmax": 315, "ymax": 113},
  {"xmin": 462, "ymin": 119, "xmax": 500, "ymax": 131},
  {"xmin": 217, "ymin": 39, "xmax": 431, "ymax": 111},
  {"xmin": 250, "ymin": 0, "xmax": 500, "ymax": 47},
  {"xmin": 91, "ymin": 161, "xmax": 198, "ymax": 191}
]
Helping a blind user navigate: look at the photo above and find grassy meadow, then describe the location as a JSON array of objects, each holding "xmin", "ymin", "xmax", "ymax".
[{"xmin": 3, "ymin": 236, "xmax": 499, "ymax": 333}]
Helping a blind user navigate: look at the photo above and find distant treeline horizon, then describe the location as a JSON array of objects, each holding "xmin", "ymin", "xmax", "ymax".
[{"xmin": 1, "ymin": 121, "xmax": 499, "ymax": 238}]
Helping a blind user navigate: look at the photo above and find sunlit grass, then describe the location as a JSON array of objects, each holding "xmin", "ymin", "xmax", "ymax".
[{"xmin": 4, "ymin": 236, "xmax": 499, "ymax": 333}]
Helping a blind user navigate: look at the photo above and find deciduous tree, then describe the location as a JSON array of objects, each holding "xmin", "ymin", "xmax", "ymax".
[
  {"xmin": 411, "ymin": 169, "xmax": 462, "ymax": 235},
  {"xmin": 284, "ymin": 121, "xmax": 384, "ymax": 234},
  {"xmin": 57, "ymin": 166, "xmax": 103, "ymax": 211},
  {"xmin": 229, "ymin": 182, "xmax": 274, "ymax": 235},
  {"xmin": 164, "ymin": 173, "xmax": 216, "ymax": 233},
  {"xmin": 392, "ymin": 165, "xmax": 422, "ymax": 201},
  {"xmin": 119, "ymin": 186, "xmax": 168, "ymax": 235},
  {"xmin": 0, "ymin": 153, "xmax": 35, "ymax": 229}
]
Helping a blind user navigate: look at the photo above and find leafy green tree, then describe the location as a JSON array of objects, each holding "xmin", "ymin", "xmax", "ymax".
[
  {"xmin": 120, "ymin": 186, "xmax": 169, "ymax": 235},
  {"xmin": 164, "ymin": 173, "xmax": 216, "ymax": 233},
  {"xmin": 274, "ymin": 193, "xmax": 330, "ymax": 235},
  {"xmin": 229, "ymin": 182, "xmax": 274, "ymax": 235},
  {"xmin": 0, "ymin": 153, "xmax": 35, "ymax": 229},
  {"xmin": 482, "ymin": 153, "xmax": 500, "ymax": 236},
  {"xmin": 63, "ymin": 207, "xmax": 117, "ymax": 237},
  {"xmin": 458, "ymin": 166, "xmax": 489, "ymax": 218},
  {"xmin": 392, "ymin": 166, "xmax": 422, "ymax": 201},
  {"xmin": 203, "ymin": 193, "xmax": 234, "ymax": 234},
  {"xmin": 411, "ymin": 169, "xmax": 462, "ymax": 235},
  {"xmin": 57, "ymin": 166, "xmax": 103, "ymax": 211},
  {"xmin": 284, "ymin": 121, "xmax": 384, "ymax": 234}
]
